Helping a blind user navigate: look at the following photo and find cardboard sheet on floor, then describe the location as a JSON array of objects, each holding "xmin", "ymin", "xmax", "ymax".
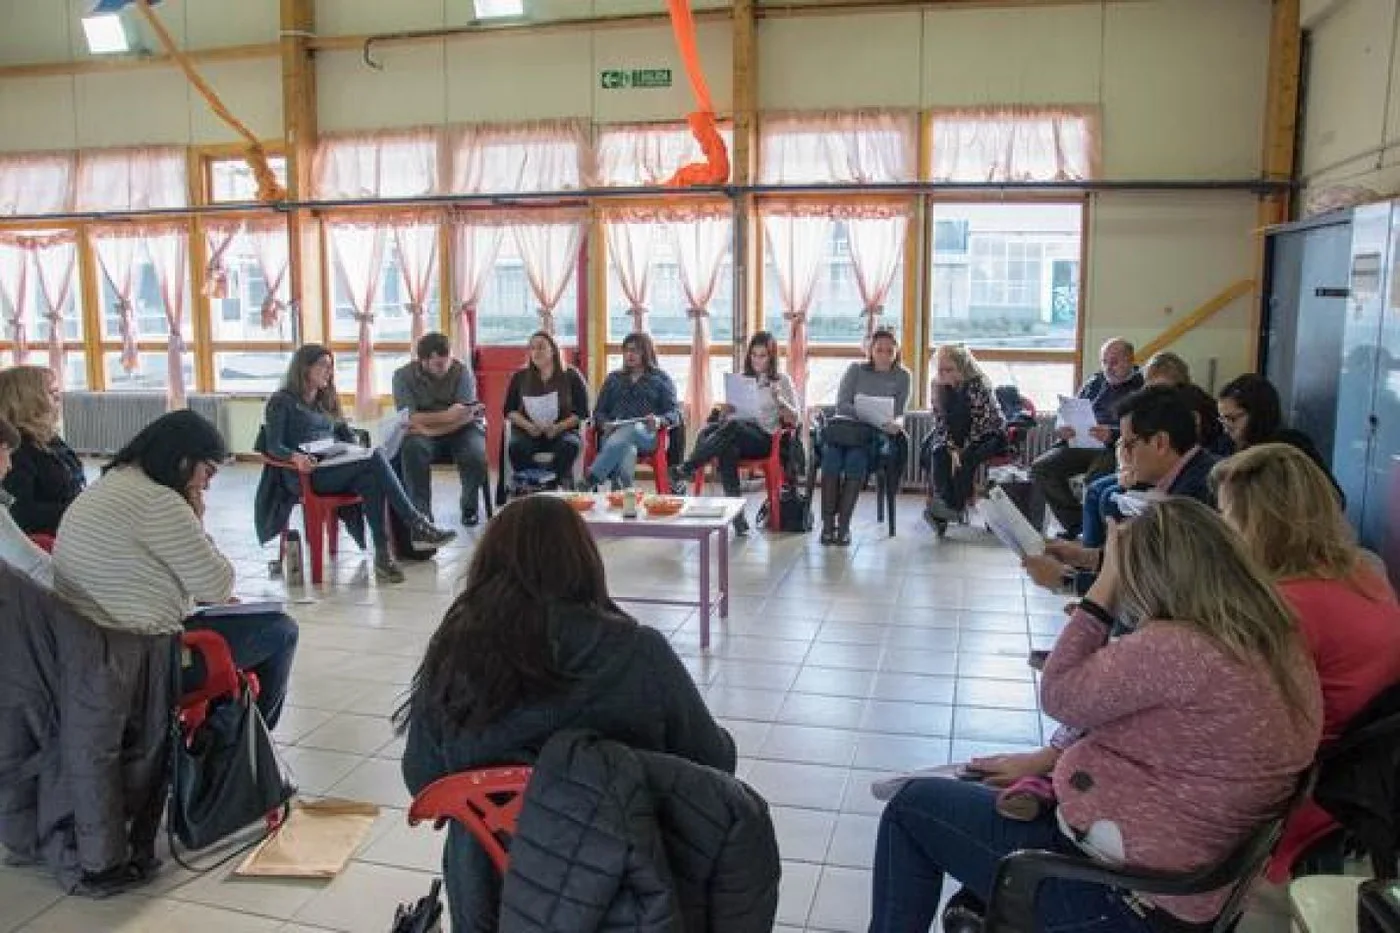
[{"xmin": 234, "ymin": 798, "xmax": 380, "ymax": 879}]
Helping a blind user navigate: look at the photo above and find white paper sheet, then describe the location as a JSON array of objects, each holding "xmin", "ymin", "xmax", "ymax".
[
  {"xmin": 853, "ymin": 393, "xmax": 895, "ymax": 428},
  {"xmin": 191, "ymin": 599, "xmax": 287, "ymax": 619},
  {"xmin": 724, "ymin": 374, "xmax": 762, "ymax": 420},
  {"xmin": 871, "ymin": 763, "xmax": 981, "ymax": 802},
  {"xmin": 978, "ymin": 486, "xmax": 1046, "ymax": 558},
  {"xmin": 1109, "ymin": 490, "xmax": 1155, "ymax": 519},
  {"xmin": 1056, "ymin": 396, "xmax": 1105, "ymax": 449},
  {"xmin": 522, "ymin": 393, "xmax": 559, "ymax": 426}
]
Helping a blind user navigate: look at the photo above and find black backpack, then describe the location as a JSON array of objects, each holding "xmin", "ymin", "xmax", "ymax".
[{"xmin": 1315, "ymin": 680, "xmax": 1400, "ymax": 878}]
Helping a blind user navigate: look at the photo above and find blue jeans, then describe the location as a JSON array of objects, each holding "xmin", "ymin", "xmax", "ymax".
[
  {"xmin": 182, "ymin": 611, "xmax": 299, "ymax": 730},
  {"xmin": 1081, "ymin": 474, "xmax": 1121, "ymax": 548},
  {"xmin": 312, "ymin": 448, "xmax": 421, "ymax": 551},
  {"xmin": 823, "ymin": 433, "xmax": 890, "ymax": 481},
  {"xmin": 870, "ymin": 778, "xmax": 1155, "ymax": 933},
  {"xmin": 589, "ymin": 423, "xmax": 658, "ymax": 488}
]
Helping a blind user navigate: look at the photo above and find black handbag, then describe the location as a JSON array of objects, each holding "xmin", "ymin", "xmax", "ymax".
[
  {"xmin": 170, "ymin": 679, "xmax": 296, "ymax": 852},
  {"xmin": 822, "ymin": 416, "xmax": 874, "ymax": 449}
]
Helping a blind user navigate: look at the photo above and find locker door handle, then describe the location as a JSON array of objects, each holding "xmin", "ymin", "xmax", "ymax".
[{"xmin": 1315, "ymin": 287, "xmax": 1351, "ymax": 298}]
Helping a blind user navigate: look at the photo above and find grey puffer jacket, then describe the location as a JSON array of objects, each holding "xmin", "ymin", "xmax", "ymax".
[
  {"xmin": 497, "ymin": 729, "xmax": 780, "ymax": 933},
  {"xmin": 0, "ymin": 564, "xmax": 175, "ymax": 893}
]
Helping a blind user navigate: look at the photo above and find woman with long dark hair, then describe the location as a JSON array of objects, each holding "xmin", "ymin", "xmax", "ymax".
[
  {"xmin": 677, "ymin": 330, "xmax": 798, "ymax": 534},
  {"xmin": 397, "ymin": 495, "xmax": 733, "ymax": 930},
  {"xmin": 503, "ymin": 330, "xmax": 590, "ymax": 487},
  {"xmin": 53, "ymin": 410, "xmax": 299, "ymax": 728},
  {"xmin": 260, "ymin": 344, "xmax": 455, "ymax": 584},
  {"xmin": 584, "ymin": 332, "xmax": 681, "ymax": 490}
]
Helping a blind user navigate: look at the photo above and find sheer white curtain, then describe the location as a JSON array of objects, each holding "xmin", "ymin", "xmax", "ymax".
[
  {"xmin": 391, "ymin": 220, "xmax": 439, "ymax": 344},
  {"xmin": 844, "ymin": 211, "xmax": 908, "ymax": 347},
  {"xmin": 247, "ymin": 220, "xmax": 291, "ymax": 330},
  {"xmin": 450, "ymin": 219, "xmax": 505, "ymax": 360},
  {"xmin": 142, "ymin": 225, "xmax": 190, "ymax": 409},
  {"xmin": 449, "ymin": 120, "xmax": 590, "ymax": 194},
  {"xmin": 929, "ymin": 107, "xmax": 1100, "ymax": 182},
  {"xmin": 0, "ymin": 244, "xmax": 30, "ymax": 363},
  {"xmin": 760, "ymin": 110, "xmax": 918, "ymax": 185},
  {"xmin": 672, "ymin": 208, "xmax": 731, "ymax": 424},
  {"xmin": 329, "ymin": 223, "xmax": 388, "ymax": 419},
  {"xmin": 91, "ymin": 228, "xmax": 146, "ymax": 373},
  {"xmin": 75, "ymin": 147, "xmax": 187, "ymax": 212},
  {"xmin": 312, "ymin": 129, "xmax": 441, "ymax": 199},
  {"xmin": 603, "ymin": 214, "xmax": 660, "ymax": 334},
  {"xmin": 597, "ymin": 122, "xmax": 734, "ymax": 186},
  {"xmin": 763, "ymin": 211, "xmax": 832, "ymax": 403},
  {"xmin": 32, "ymin": 237, "xmax": 76, "ymax": 384},
  {"xmin": 0, "ymin": 152, "xmax": 76, "ymax": 216},
  {"xmin": 510, "ymin": 212, "xmax": 584, "ymax": 336}
]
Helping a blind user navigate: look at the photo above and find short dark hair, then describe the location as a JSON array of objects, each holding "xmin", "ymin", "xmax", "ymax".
[
  {"xmin": 1115, "ymin": 385, "xmax": 1198, "ymax": 455},
  {"xmin": 105, "ymin": 410, "xmax": 229, "ymax": 492},
  {"xmin": 416, "ymin": 332, "xmax": 451, "ymax": 360},
  {"xmin": 1217, "ymin": 373, "xmax": 1282, "ymax": 447},
  {"xmin": 0, "ymin": 416, "xmax": 20, "ymax": 451}
]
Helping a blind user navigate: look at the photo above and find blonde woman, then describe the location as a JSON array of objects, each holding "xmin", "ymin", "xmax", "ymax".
[
  {"xmin": 921, "ymin": 343, "xmax": 1006, "ymax": 532},
  {"xmin": 1213, "ymin": 443, "xmax": 1400, "ymax": 879},
  {"xmin": 871, "ymin": 498, "xmax": 1321, "ymax": 932},
  {"xmin": 0, "ymin": 366, "xmax": 84, "ymax": 535}
]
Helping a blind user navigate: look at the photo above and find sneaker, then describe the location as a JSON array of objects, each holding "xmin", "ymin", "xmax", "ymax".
[
  {"xmin": 460, "ymin": 509, "xmax": 480, "ymax": 528},
  {"xmin": 374, "ymin": 553, "xmax": 405, "ymax": 584},
  {"xmin": 731, "ymin": 510, "xmax": 750, "ymax": 537},
  {"xmin": 1028, "ymin": 649, "xmax": 1050, "ymax": 671},
  {"xmin": 411, "ymin": 519, "xmax": 457, "ymax": 549},
  {"xmin": 923, "ymin": 497, "xmax": 959, "ymax": 524}
]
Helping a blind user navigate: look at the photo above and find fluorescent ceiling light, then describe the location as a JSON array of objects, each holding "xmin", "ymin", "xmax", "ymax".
[
  {"xmin": 474, "ymin": 0, "xmax": 524, "ymax": 19},
  {"xmin": 81, "ymin": 14, "xmax": 131, "ymax": 55}
]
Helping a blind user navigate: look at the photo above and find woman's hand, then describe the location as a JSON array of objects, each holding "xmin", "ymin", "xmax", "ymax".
[
  {"xmin": 541, "ymin": 422, "xmax": 559, "ymax": 439},
  {"xmin": 1045, "ymin": 539, "xmax": 1098, "ymax": 570},
  {"xmin": 1086, "ymin": 519, "xmax": 1124, "ymax": 611},
  {"xmin": 185, "ymin": 485, "xmax": 207, "ymax": 521},
  {"xmin": 969, "ymin": 747, "xmax": 1062, "ymax": 788},
  {"xmin": 1057, "ymin": 426, "xmax": 1077, "ymax": 443},
  {"xmin": 1088, "ymin": 425, "xmax": 1114, "ymax": 444},
  {"xmin": 1023, "ymin": 554, "xmax": 1069, "ymax": 591},
  {"xmin": 290, "ymin": 453, "xmax": 316, "ymax": 474}
]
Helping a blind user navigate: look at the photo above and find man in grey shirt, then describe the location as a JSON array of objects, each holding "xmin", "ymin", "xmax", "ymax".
[{"xmin": 391, "ymin": 333, "xmax": 489, "ymax": 526}]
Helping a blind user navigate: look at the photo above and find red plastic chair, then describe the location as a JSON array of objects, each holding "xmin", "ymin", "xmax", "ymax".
[
  {"xmin": 178, "ymin": 630, "xmax": 260, "ymax": 736},
  {"xmin": 689, "ymin": 424, "xmax": 796, "ymax": 532},
  {"xmin": 28, "ymin": 533, "xmax": 54, "ymax": 553},
  {"xmin": 262, "ymin": 456, "xmax": 364, "ymax": 585},
  {"xmin": 582, "ymin": 422, "xmax": 672, "ymax": 495},
  {"xmin": 408, "ymin": 767, "xmax": 534, "ymax": 875}
]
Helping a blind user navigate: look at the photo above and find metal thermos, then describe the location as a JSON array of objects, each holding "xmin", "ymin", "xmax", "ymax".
[{"xmin": 284, "ymin": 530, "xmax": 305, "ymax": 586}]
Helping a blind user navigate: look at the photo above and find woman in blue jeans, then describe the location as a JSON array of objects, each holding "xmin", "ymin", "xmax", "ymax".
[
  {"xmin": 820, "ymin": 329, "xmax": 911, "ymax": 546},
  {"xmin": 585, "ymin": 333, "xmax": 681, "ymax": 490}
]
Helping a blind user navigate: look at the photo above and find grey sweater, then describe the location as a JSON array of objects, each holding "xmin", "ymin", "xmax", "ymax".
[{"xmin": 836, "ymin": 363, "xmax": 913, "ymax": 420}]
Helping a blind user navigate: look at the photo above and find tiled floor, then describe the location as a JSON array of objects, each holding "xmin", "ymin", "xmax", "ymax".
[{"xmin": 0, "ymin": 465, "xmax": 1295, "ymax": 933}]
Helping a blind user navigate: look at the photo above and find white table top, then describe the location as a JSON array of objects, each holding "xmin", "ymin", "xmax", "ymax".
[{"xmin": 546, "ymin": 492, "xmax": 746, "ymax": 529}]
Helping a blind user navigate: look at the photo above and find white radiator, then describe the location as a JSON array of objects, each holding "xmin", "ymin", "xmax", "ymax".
[
  {"xmin": 897, "ymin": 410, "xmax": 1059, "ymax": 490},
  {"xmin": 62, "ymin": 392, "xmax": 233, "ymax": 455}
]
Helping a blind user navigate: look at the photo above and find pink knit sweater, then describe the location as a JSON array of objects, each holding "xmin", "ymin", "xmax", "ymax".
[{"xmin": 1042, "ymin": 610, "xmax": 1322, "ymax": 922}]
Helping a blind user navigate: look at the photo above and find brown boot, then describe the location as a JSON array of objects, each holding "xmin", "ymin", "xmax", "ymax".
[{"xmin": 835, "ymin": 475, "xmax": 863, "ymax": 546}]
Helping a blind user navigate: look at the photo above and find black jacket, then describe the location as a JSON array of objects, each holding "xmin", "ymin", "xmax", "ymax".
[
  {"xmin": 4, "ymin": 435, "xmax": 85, "ymax": 535},
  {"xmin": 498, "ymin": 730, "xmax": 780, "ymax": 933},
  {"xmin": 401, "ymin": 604, "xmax": 736, "ymax": 932},
  {"xmin": 0, "ymin": 565, "xmax": 174, "ymax": 893},
  {"xmin": 1315, "ymin": 680, "xmax": 1400, "ymax": 877}
]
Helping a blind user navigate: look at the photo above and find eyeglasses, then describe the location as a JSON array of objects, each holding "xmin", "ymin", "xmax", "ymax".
[{"xmin": 1120, "ymin": 435, "xmax": 1143, "ymax": 454}]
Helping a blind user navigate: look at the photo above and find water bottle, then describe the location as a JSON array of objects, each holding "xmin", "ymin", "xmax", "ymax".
[
  {"xmin": 284, "ymin": 530, "xmax": 305, "ymax": 587},
  {"xmin": 622, "ymin": 486, "xmax": 638, "ymax": 519}
]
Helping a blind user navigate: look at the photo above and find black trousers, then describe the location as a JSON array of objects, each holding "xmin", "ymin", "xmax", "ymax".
[
  {"xmin": 686, "ymin": 420, "xmax": 773, "ymax": 496},
  {"xmin": 925, "ymin": 432, "xmax": 1008, "ymax": 512},
  {"xmin": 508, "ymin": 430, "xmax": 582, "ymax": 480}
]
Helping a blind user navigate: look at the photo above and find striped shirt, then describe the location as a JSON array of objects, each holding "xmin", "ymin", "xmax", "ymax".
[{"xmin": 53, "ymin": 467, "xmax": 234, "ymax": 635}]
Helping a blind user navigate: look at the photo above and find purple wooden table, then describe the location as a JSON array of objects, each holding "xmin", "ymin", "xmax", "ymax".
[{"xmin": 561, "ymin": 495, "xmax": 745, "ymax": 651}]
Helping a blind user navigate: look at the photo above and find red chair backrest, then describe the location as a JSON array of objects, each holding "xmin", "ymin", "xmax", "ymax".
[
  {"xmin": 408, "ymin": 767, "xmax": 534, "ymax": 875},
  {"xmin": 28, "ymin": 533, "xmax": 55, "ymax": 553},
  {"xmin": 179, "ymin": 630, "xmax": 258, "ymax": 736}
]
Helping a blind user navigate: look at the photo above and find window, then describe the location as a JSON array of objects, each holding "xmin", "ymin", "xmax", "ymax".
[
  {"xmin": 976, "ymin": 361, "xmax": 1074, "ymax": 412},
  {"xmin": 763, "ymin": 219, "xmax": 905, "ymax": 346},
  {"xmin": 98, "ymin": 255, "xmax": 189, "ymax": 342},
  {"xmin": 333, "ymin": 352, "xmax": 404, "ymax": 398},
  {"xmin": 604, "ymin": 219, "xmax": 735, "ymax": 343},
  {"xmin": 928, "ymin": 203, "xmax": 1080, "ymax": 350},
  {"xmin": 476, "ymin": 233, "xmax": 579, "ymax": 347},
  {"xmin": 208, "ymin": 230, "xmax": 292, "ymax": 343},
  {"xmin": 0, "ymin": 240, "xmax": 86, "ymax": 387},
  {"xmin": 805, "ymin": 355, "xmax": 867, "ymax": 407},
  {"xmin": 209, "ymin": 157, "xmax": 288, "ymax": 204},
  {"xmin": 330, "ymin": 236, "xmax": 438, "ymax": 344},
  {"xmin": 214, "ymin": 351, "xmax": 292, "ymax": 393},
  {"xmin": 103, "ymin": 351, "xmax": 195, "ymax": 392}
]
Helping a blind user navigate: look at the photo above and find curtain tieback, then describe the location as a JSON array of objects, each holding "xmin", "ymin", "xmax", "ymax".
[
  {"xmin": 457, "ymin": 301, "xmax": 477, "ymax": 316},
  {"xmin": 861, "ymin": 304, "xmax": 885, "ymax": 318},
  {"xmin": 116, "ymin": 298, "xmax": 135, "ymax": 315},
  {"xmin": 353, "ymin": 310, "xmax": 375, "ymax": 325},
  {"xmin": 404, "ymin": 302, "xmax": 424, "ymax": 315},
  {"xmin": 686, "ymin": 306, "xmax": 709, "ymax": 319},
  {"xmin": 781, "ymin": 309, "xmax": 807, "ymax": 324},
  {"xmin": 43, "ymin": 309, "xmax": 63, "ymax": 324},
  {"xmin": 203, "ymin": 263, "xmax": 229, "ymax": 299}
]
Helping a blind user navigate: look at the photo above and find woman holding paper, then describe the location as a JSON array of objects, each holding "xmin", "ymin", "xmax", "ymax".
[
  {"xmin": 921, "ymin": 344, "xmax": 1006, "ymax": 532},
  {"xmin": 820, "ymin": 328, "xmax": 911, "ymax": 546},
  {"xmin": 504, "ymin": 331, "xmax": 591, "ymax": 487},
  {"xmin": 677, "ymin": 331, "xmax": 797, "ymax": 535},
  {"xmin": 259, "ymin": 345, "xmax": 456, "ymax": 585},
  {"xmin": 584, "ymin": 333, "xmax": 682, "ymax": 491},
  {"xmin": 54, "ymin": 411, "xmax": 299, "ymax": 729}
]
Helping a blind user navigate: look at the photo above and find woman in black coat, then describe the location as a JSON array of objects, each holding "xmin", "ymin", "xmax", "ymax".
[{"xmin": 0, "ymin": 366, "xmax": 85, "ymax": 535}]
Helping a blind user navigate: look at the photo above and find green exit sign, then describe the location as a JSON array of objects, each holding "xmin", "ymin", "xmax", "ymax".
[{"xmin": 600, "ymin": 68, "xmax": 673, "ymax": 90}]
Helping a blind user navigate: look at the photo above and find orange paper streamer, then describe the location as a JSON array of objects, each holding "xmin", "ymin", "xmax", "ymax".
[{"xmin": 664, "ymin": 0, "xmax": 730, "ymax": 187}]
